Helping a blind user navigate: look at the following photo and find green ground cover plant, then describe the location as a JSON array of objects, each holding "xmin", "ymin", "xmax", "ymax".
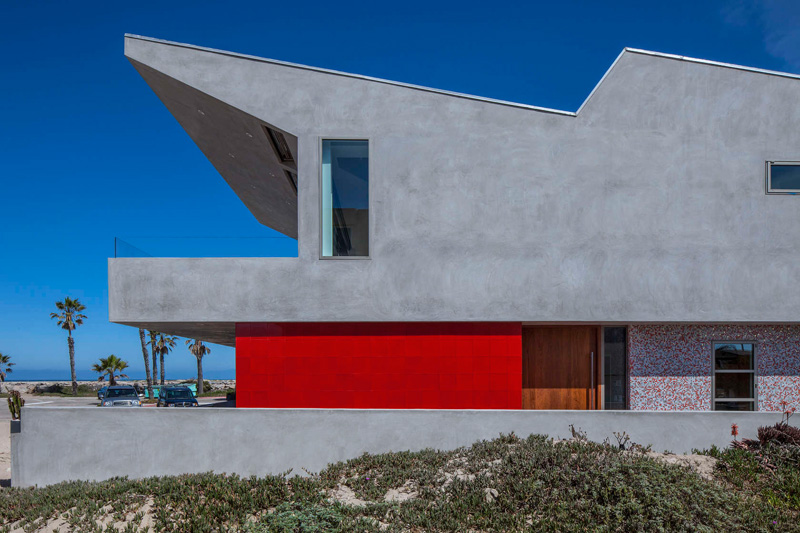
[{"xmin": 2, "ymin": 430, "xmax": 798, "ymax": 532}]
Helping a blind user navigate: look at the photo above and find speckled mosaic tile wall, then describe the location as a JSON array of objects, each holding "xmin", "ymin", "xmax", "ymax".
[{"xmin": 629, "ymin": 325, "xmax": 800, "ymax": 411}]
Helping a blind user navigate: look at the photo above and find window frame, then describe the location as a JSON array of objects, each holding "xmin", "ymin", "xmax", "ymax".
[
  {"xmin": 318, "ymin": 137, "xmax": 372, "ymax": 260},
  {"xmin": 766, "ymin": 161, "xmax": 800, "ymax": 195},
  {"xmin": 711, "ymin": 341, "xmax": 758, "ymax": 411},
  {"xmin": 601, "ymin": 326, "xmax": 629, "ymax": 410}
]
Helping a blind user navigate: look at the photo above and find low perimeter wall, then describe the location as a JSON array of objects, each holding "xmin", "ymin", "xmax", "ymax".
[{"xmin": 12, "ymin": 407, "xmax": 791, "ymax": 487}]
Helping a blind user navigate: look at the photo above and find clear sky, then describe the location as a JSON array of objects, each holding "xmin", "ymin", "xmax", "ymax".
[{"xmin": 1, "ymin": 0, "xmax": 798, "ymax": 381}]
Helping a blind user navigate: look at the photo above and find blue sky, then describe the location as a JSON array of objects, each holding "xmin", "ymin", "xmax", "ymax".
[{"xmin": 1, "ymin": 0, "xmax": 798, "ymax": 380}]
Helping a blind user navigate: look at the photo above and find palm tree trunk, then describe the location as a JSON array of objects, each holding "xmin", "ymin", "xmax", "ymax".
[
  {"xmin": 196, "ymin": 356, "xmax": 204, "ymax": 395},
  {"xmin": 150, "ymin": 334, "xmax": 158, "ymax": 387},
  {"xmin": 160, "ymin": 350, "xmax": 165, "ymax": 385},
  {"xmin": 110, "ymin": 372, "xmax": 116, "ymax": 386},
  {"xmin": 139, "ymin": 328, "xmax": 153, "ymax": 399},
  {"xmin": 68, "ymin": 331, "xmax": 78, "ymax": 396}
]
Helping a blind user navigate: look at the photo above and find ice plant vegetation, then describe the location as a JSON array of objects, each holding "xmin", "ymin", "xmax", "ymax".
[{"xmin": 2, "ymin": 433, "xmax": 798, "ymax": 531}]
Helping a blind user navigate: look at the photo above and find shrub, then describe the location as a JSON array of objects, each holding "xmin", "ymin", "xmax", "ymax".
[
  {"xmin": 759, "ymin": 423, "xmax": 800, "ymax": 447},
  {"xmin": 181, "ymin": 379, "xmax": 213, "ymax": 392}
]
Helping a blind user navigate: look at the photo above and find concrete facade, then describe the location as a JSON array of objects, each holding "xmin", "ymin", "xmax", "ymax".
[
  {"xmin": 102, "ymin": 36, "xmax": 800, "ymax": 416},
  {"xmin": 111, "ymin": 36, "xmax": 800, "ymax": 343},
  {"xmin": 12, "ymin": 406, "xmax": 794, "ymax": 487}
]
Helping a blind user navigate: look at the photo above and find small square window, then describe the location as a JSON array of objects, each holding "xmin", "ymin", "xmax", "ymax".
[{"xmin": 766, "ymin": 162, "xmax": 800, "ymax": 194}]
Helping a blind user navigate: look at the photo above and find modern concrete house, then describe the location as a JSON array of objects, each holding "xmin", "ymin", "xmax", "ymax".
[{"xmin": 113, "ymin": 34, "xmax": 800, "ymax": 413}]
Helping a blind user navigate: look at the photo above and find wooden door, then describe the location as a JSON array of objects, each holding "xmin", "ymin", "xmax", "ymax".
[{"xmin": 522, "ymin": 326, "xmax": 600, "ymax": 410}]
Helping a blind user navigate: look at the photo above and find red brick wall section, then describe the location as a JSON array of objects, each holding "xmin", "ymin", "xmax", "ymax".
[{"xmin": 236, "ymin": 323, "xmax": 522, "ymax": 409}]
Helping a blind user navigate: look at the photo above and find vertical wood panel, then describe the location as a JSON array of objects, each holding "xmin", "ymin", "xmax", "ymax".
[{"xmin": 522, "ymin": 326, "xmax": 599, "ymax": 410}]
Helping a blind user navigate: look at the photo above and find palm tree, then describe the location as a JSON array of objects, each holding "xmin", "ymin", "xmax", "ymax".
[
  {"xmin": 138, "ymin": 329, "xmax": 153, "ymax": 399},
  {"xmin": 185, "ymin": 339, "xmax": 211, "ymax": 395},
  {"xmin": 148, "ymin": 330, "xmax": 159, "ymax": 385},
  {"xmin": 50, "ymin": 297, "xmax": 86, "ymax": 396},
  {"xmin": 0, "ymin": 352, "xmax": 14, "ymax": 393},
  {"xmin": 156, "ymin": 334, "xmax": 178, "ymax": 385},
  {"xmin": 91, "ymin": 355, "xmax": 129, "ymax": 386}
]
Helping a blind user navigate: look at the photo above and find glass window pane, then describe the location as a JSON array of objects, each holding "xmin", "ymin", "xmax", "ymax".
[
  {"xmin": 714, "ymin": 401, "xmax": 754, "ymax": 412},
  {"xmin": 715, "ymin": 372, "xmax": 754, "ymax": 399},
  {"xmin": 770, "ymin": 164, "xmax": 800, "ymax": 190},
  {"xmin": 603, "ymin": 327, "xmax": 627, "ymax": 410},
  {"xmin": 322, "ymin": 140, "xmax": 369, "ymax": 257},
  {"xmin": 714, "ymin": 343, "xmax": 754, "ymax": 370}
]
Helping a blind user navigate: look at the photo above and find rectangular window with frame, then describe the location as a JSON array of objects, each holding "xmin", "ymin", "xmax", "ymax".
[
  {"xmin": 713, "ymin": 342, "xmax": 756, "ymax": 411},
  {"xmin": 321, "ymin": 139, "xmax": 369, "ymax": 257},
  {"xmin": 766, "ymin": 161, "xmax": 800, "ymax": 194},
  {"xmin": 603, "ymin": 327, "xmax": 627, "ymax": 410}
]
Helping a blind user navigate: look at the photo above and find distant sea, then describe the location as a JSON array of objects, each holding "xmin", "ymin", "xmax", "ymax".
[{"xmin": 6, "ymin": 369, "xmax": 236, "ymax": 381}]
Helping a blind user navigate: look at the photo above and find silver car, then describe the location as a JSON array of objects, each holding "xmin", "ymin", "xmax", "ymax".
[{"xmin": 100, "ymin": 386, "xmax": 142, "ymax": 407}]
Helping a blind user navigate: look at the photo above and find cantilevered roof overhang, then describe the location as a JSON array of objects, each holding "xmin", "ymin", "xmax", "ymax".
[{"xmin": 127, "ymin": 52, "xmax": 299, "ymax": 238}]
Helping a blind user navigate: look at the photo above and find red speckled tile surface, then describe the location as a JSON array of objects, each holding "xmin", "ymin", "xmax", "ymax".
[{"xmin": 236, "ymin": 322, "xmax": 522, "ymax": 409}]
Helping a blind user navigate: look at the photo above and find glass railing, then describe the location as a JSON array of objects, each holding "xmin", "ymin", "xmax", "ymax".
[{"xmin": 113, "ymin": 237, "xmax": 298, "ymax": 258}]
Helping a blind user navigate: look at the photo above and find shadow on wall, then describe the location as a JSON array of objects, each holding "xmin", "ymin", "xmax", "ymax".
[{"xmin": 628, "ymin": 325, "xmax": 800, "ymax": 411}]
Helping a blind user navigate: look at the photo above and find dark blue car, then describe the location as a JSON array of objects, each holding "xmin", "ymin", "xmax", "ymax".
[{"xmin": 156, "ymin": 386, "xmax": 199, "ymax": 407}]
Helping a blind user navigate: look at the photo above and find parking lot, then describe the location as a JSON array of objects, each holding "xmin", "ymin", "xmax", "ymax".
[{"xmin": 17, "ymin": 394, "xmax": 233, "ymax": 408}]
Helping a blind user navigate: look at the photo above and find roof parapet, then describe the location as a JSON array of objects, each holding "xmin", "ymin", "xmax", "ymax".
[{"xmin": 124, "ymin": 34, "xmax": 800, "ymax": 119}]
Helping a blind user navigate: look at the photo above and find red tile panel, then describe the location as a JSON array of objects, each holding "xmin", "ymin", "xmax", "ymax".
[{"xmin": 235, "ymin": 322, "xmax": 522, "ymax": 409}]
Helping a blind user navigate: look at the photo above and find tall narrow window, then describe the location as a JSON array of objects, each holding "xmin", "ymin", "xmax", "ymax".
[
  {"xmin": 713, "ymin": 343, "xmax": 756, "ymax": 411},
  {"xmin": 766, "ymin": 162, "xmax": 800, "ymax": 194},
  {"xmin": 321, "ymin": 140, "xmax": 369, "ymax": 257},
  {"xmin": 603, "ymin": 327, "xmax": 627, "ymax": 410}
]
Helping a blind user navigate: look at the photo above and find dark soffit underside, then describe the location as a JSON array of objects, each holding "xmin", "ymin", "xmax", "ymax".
[{"xmin": 129, "ymin": 59, "xmax": 299, "ymax": 239}]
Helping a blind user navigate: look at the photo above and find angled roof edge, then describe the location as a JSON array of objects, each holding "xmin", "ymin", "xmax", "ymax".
[{"xmin": 124, "ymin": 34, "xmax": 800, "ymax": 118}]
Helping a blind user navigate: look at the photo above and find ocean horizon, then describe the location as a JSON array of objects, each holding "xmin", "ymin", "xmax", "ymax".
[{"xmin": 5, "ymin": 369, "xmax": 236, "ymax": 381}]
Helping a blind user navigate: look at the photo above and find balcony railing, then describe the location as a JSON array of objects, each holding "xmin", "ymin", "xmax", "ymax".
[{"xmin": 113, "ymin": 237, "xmax": 298, "ymax": 258}]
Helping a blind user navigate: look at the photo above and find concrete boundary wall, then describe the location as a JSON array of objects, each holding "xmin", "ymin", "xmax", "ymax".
[{"xmin": 12, "ymin": 407, "xmax": 792, "ymax": 487}]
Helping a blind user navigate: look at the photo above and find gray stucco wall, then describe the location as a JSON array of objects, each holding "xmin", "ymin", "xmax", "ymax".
[
  {"xmin": 12, "ymin": 406, "xmax": 793, "ymax": 487},
  {"xmin": 110, "ymin": 36, "xmax": 800, "ymax": 337}
]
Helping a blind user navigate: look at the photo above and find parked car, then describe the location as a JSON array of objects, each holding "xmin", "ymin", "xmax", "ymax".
[
  {"xmin": 97, "ymin": 386, "xmax": 108, "ymax": 400},
  {"xmin": 100, "ymin": 386, "xmax": 142, "ymax": 407},
  {"xmin": 157, "ymin": 386, "xmax": 199, "ymax": 407}
]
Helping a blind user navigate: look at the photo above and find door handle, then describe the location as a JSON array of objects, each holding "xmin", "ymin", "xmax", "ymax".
[{"xmin": 590, "ymin": 351, "xmax": 595, "ymax": 410}]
